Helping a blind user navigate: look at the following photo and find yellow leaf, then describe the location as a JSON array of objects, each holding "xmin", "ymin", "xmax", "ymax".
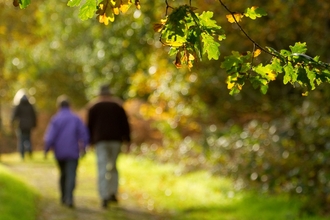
[
  {"xmin": 120, "ymin": 4, "xmax": 130, "ymax": 13},
  {"xmin": 110, "ymin": 0, "xmax": 116, "ymax": 6},
  {"xmin": 188, "ymin": 54, "xmax": 195, "ymax": 61},
  {"xmin": 108, "ymin": 12, "xmax": 115, "ymax": 22},
  {"xmin": 226, "ymin": 13, "xmax": 243, "ymax": 23},
  {"xmin": 113, "ymin": 7, "xmax": 120, "ymax": 15},
  {"xmin": 227, "ymin": 81, "xmax": 235, "ymax": 89},
  {"xmin": 165, "ymin": 41, "xmax": 183, "ymax": 47},
  {"xmin": 135, "ymin": 0, "xmax": 140, "ymax": 10},
  {"xmin": 153, "ymin": 23, "xmax": 164, "ymax": 32},
  {"xmin": 160, "ymin": 18, "xmax": 167, "ymax": 24},
  {"xmin": 104, "ymin": 18, "xmax": 109, "ymax": 25},
  {"xmin": 302, "ymin": 91, "xmax": 309, "ymax": 96},
  {"xmin": 98, "ymin": 14, "xmax": 107, "ymax": 24},
  {"xmin": 251, "ymin": 6, "xmax": 258, "ymax": 11},
  {"xmin": 267, "ymin": 71, "xmax": 276, "ymax": 81},
  {"xmin": 253, "ymin": 49, "xmax": 261, "ymax": 57}
]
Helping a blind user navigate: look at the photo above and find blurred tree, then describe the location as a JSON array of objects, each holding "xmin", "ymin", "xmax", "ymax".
[{"xmin": 3, "ymin": 0, "xmax": 330, "ymax": 214}]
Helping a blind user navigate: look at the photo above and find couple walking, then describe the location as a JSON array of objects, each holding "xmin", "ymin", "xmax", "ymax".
[{"xmin": 44, "ymin": 85, "xmax": 131, "ymax": 208}]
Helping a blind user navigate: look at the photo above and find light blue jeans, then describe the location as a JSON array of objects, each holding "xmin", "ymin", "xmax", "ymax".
[{"xmin": 95, "ymin": 141, "xmax": 121, "ymax": 200}]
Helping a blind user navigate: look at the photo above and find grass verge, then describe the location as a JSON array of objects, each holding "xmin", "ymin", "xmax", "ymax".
[
  {"xmin": 0, "ymin": 164, "xmax": 39, "ymax": 220},
  {"xmin": 1, "ymin": 152, "xmax": 328, "ymax": 220},
  {"xmin": 117, "ymin": 155, "xmax": 329, "ymax": 220}
]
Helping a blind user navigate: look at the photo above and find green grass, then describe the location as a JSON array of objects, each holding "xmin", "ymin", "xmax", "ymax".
[
  {"xmin": 0, "ymin": 164, "xmax": 39, "ymax": 220},
  {"xmin": 0, "ymin": 152, "xmax": 329, "ymax": 220},
  {"xmin": 117, "ymin": 155, "xmax": 328, "ymax": 220}
]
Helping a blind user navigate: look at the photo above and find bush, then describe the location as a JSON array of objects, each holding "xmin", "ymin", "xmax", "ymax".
[{"xmin": 205, "ymin": 100, "xmax": 330, "ymax": 215}]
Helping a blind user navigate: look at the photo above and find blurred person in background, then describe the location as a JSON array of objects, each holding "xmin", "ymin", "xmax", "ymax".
[
  {"xmin": 11, "ymin": 94, "xmax": 37, "ymax": 159},
  {"xmin": 44, "ymin": 95, "xmax": 89, "ymax": 208},
  {"xmin": 87, "ymin": 85, "xmax": 131, "ymax": 209}
]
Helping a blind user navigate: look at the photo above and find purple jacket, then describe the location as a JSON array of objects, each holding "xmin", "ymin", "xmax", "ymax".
[{"xmin": 44, "ymin": 107, "xmax": 89, "ymax": 160}]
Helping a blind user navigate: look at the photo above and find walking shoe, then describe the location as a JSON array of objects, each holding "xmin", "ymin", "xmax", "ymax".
[
  {"xmin": 109, "ymin": 194, "xmax": 118, "ymax": 203},
  {"xmin": 102, "ymin": 199, "xmax": 108, "ymax": 209},
  {"xmin": 64, "ymin": 199, "xmax": 74, "ymax": 208}
]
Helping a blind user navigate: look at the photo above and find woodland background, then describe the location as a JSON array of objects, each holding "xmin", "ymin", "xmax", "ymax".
[{"xmin": 1, "ymin": 0, "xmax": 330, "ymax": 215}]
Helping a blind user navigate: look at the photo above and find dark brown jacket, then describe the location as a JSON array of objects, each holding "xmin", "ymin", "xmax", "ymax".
[{"xmin": 87, "ymin": 98, "xmax": 130, "ymax": 145}]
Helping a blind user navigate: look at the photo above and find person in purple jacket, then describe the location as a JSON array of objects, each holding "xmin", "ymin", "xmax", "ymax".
[{"xmin": 44, "ymin": 95, "xmax": 89, "ymax": 208}]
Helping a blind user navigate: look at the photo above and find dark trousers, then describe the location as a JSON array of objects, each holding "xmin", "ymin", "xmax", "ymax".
[
  {"xmin": 17, "ymin": 129, "xmax": 32, "ymax": 159},
  {"xmin": 57, "ymin": 159, "xmax": 78, "ymax": 205}
]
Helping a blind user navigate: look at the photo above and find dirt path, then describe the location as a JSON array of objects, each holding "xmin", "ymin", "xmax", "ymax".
[{"xmin": 2, "ymin": 153, "xmax": 165, "ymax": 220}]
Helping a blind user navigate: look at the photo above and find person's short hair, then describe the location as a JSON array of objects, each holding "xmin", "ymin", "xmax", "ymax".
[
  {"xmin": 56, "ymin": 95, "xmax": 70, "ymax": 108},
  {"xmin": 99, "ymin": 84, "xmax": 111, "ymax": 96}
]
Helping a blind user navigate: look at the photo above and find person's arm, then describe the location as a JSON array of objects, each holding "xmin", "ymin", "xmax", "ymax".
[
  {"xmin": 44, "ymin": 119, "xmax": 56, "ymax": 157},
  {"xmin": 77, "ymin": 118, "xmax": 90, "ymax": 157},
  {"xmin": 86, "ymin": 107, "xmax": 94, "ymax": 145}
]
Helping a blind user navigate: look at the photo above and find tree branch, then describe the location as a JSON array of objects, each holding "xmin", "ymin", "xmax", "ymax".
[{"xmin": 218, "ymin": 0, "xmax": 282, "ymax": 59}]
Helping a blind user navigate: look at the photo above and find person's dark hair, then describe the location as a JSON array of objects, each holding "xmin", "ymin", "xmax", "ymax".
[
  {"xmin": 56, "ymin": 95, "xmax": 70, "ymax": 108},
  {"xmin": 99, "ymin": 84, "xmax": 111, "ymax": 96}
]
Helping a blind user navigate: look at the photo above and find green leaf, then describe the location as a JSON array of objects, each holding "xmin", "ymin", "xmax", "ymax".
[
  {"xmin": 78, "ymin": 0, "xmax": 98, "ymax": 20},
  {"xmin": 254, "ymin": 64, "xmax": 277, "ymax": 81},
  {"xmin": 289, "ymin": 42, "xmax": 307, "ymax": 54},
  {"xmin": 221, "ymin": 52, "xmax": 242, "ymax": 72},
  {"xmin": 199, "ymin": 11, "xmax": 221, "ymax": 29},
  {"xmin": 283, "ymin": 62, "xmax": 297, "ymax": 84},
  {"xmin": 168, "ymin": 47, "xmax": 179, "ymax": 57},
  {"xmin": 67, "ymin": 0, "xmax": 82, "ymax": 7},
  {"xmin": 305, "ymin": 67, "xmax": 316, "ymax": 90},
  {"xmin": 270, "ymin": 58, "xmax": 284, "ymax": 73},
  {"xmin": 260, "ymin": 84, "xmax": 269, "ymax": 94},
  {"xmin": 201, "ymin": 33, "xmax": 220, "ymax": 60},
  {"xmin": 244, "ymin": 7, "xmax": 267, "ymax": 20},
  {"xmin": 190, "ymin": 28, "xmax": 203, "ymax": 60},
  {"xmin": 19, "ymin": 0, "xmax": 31, "ymax": 9}
]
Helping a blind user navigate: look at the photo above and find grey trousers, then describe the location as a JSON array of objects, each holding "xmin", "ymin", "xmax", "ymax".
[{"xmin": 95, "ymin": 141, "xmax": 121, "ymax": 200}]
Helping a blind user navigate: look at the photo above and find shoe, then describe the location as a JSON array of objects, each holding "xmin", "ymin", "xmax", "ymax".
[
  {"xmin": 67, "ymin": 203, "xmax": 74, "ymax": 208},
  {"xmin": 109, "ymin": 194, "xmax": 118, "ymax": 203},
  {"xmin": 102, "ymin": 199, "xmax": 108, "ymax": 209},
  {"xmin": 64, "ymin": 199, "xmax": 74, "ymax": 208}
]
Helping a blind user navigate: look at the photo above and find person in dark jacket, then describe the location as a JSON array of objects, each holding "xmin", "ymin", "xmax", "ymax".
[
  {"xmin": 87, "ymin": 85, "xmax": 131, "ymax": 208},
  {"xmin": 11, "ymin": 94, "xmax": 37, "ymax": 159},
  {"xmin": 44, "ymin": 95, "xmax": 89, "ymax": 208}
]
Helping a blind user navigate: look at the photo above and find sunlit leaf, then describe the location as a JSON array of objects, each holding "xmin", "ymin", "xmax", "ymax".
[
  {"xmin": 226, "ymin": 13, "xmax": 243, "ymax": 23},
  {"xmin": 283, "ymin": 62, "xmax": 296, "ymax": 84},
  {"xmin": 135, "ymin": 0, "xmax": 141, "ymax": 10},
  {"xmin": 305, "ymin": 67, "xmax": 316, "ymax": 90},
  {"xmin": 19, "ymin": 0, "xmax": 31, "ymax": 8},
  {"xmin": 244, "ymin": 6, "xmax": 267, "ymax": 20},
  {"xmin": 113, "ymin": 7, "xmax": 120, "ymax": 15},
  {"xmin": 67, "ymin": 0, "xmax": 81, "ymax": 7},
  {"xmin": 78, "ymin": 0, "xmax": 97, "ymax": 20},
  {"xmin": 289, "ymin": 42, "xmax": 307, "ymax": 54},
  {"xmin": 201, "ymin": 33, "xmax": 220, "ymax": 60},
  {"xmin": 254, "ymin": 64, "xmax": 277, "ymax": 81},
  {"xmin": 120, "ymin": 4, "xmax": 130, "ymax": 13},
  {"xmin": 199, "ymin": 11, "xmax": 221, "ymax": 29},
  {"xmin": 253, "ymin": 49, "xmax": 261, "ymax": 57}
]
